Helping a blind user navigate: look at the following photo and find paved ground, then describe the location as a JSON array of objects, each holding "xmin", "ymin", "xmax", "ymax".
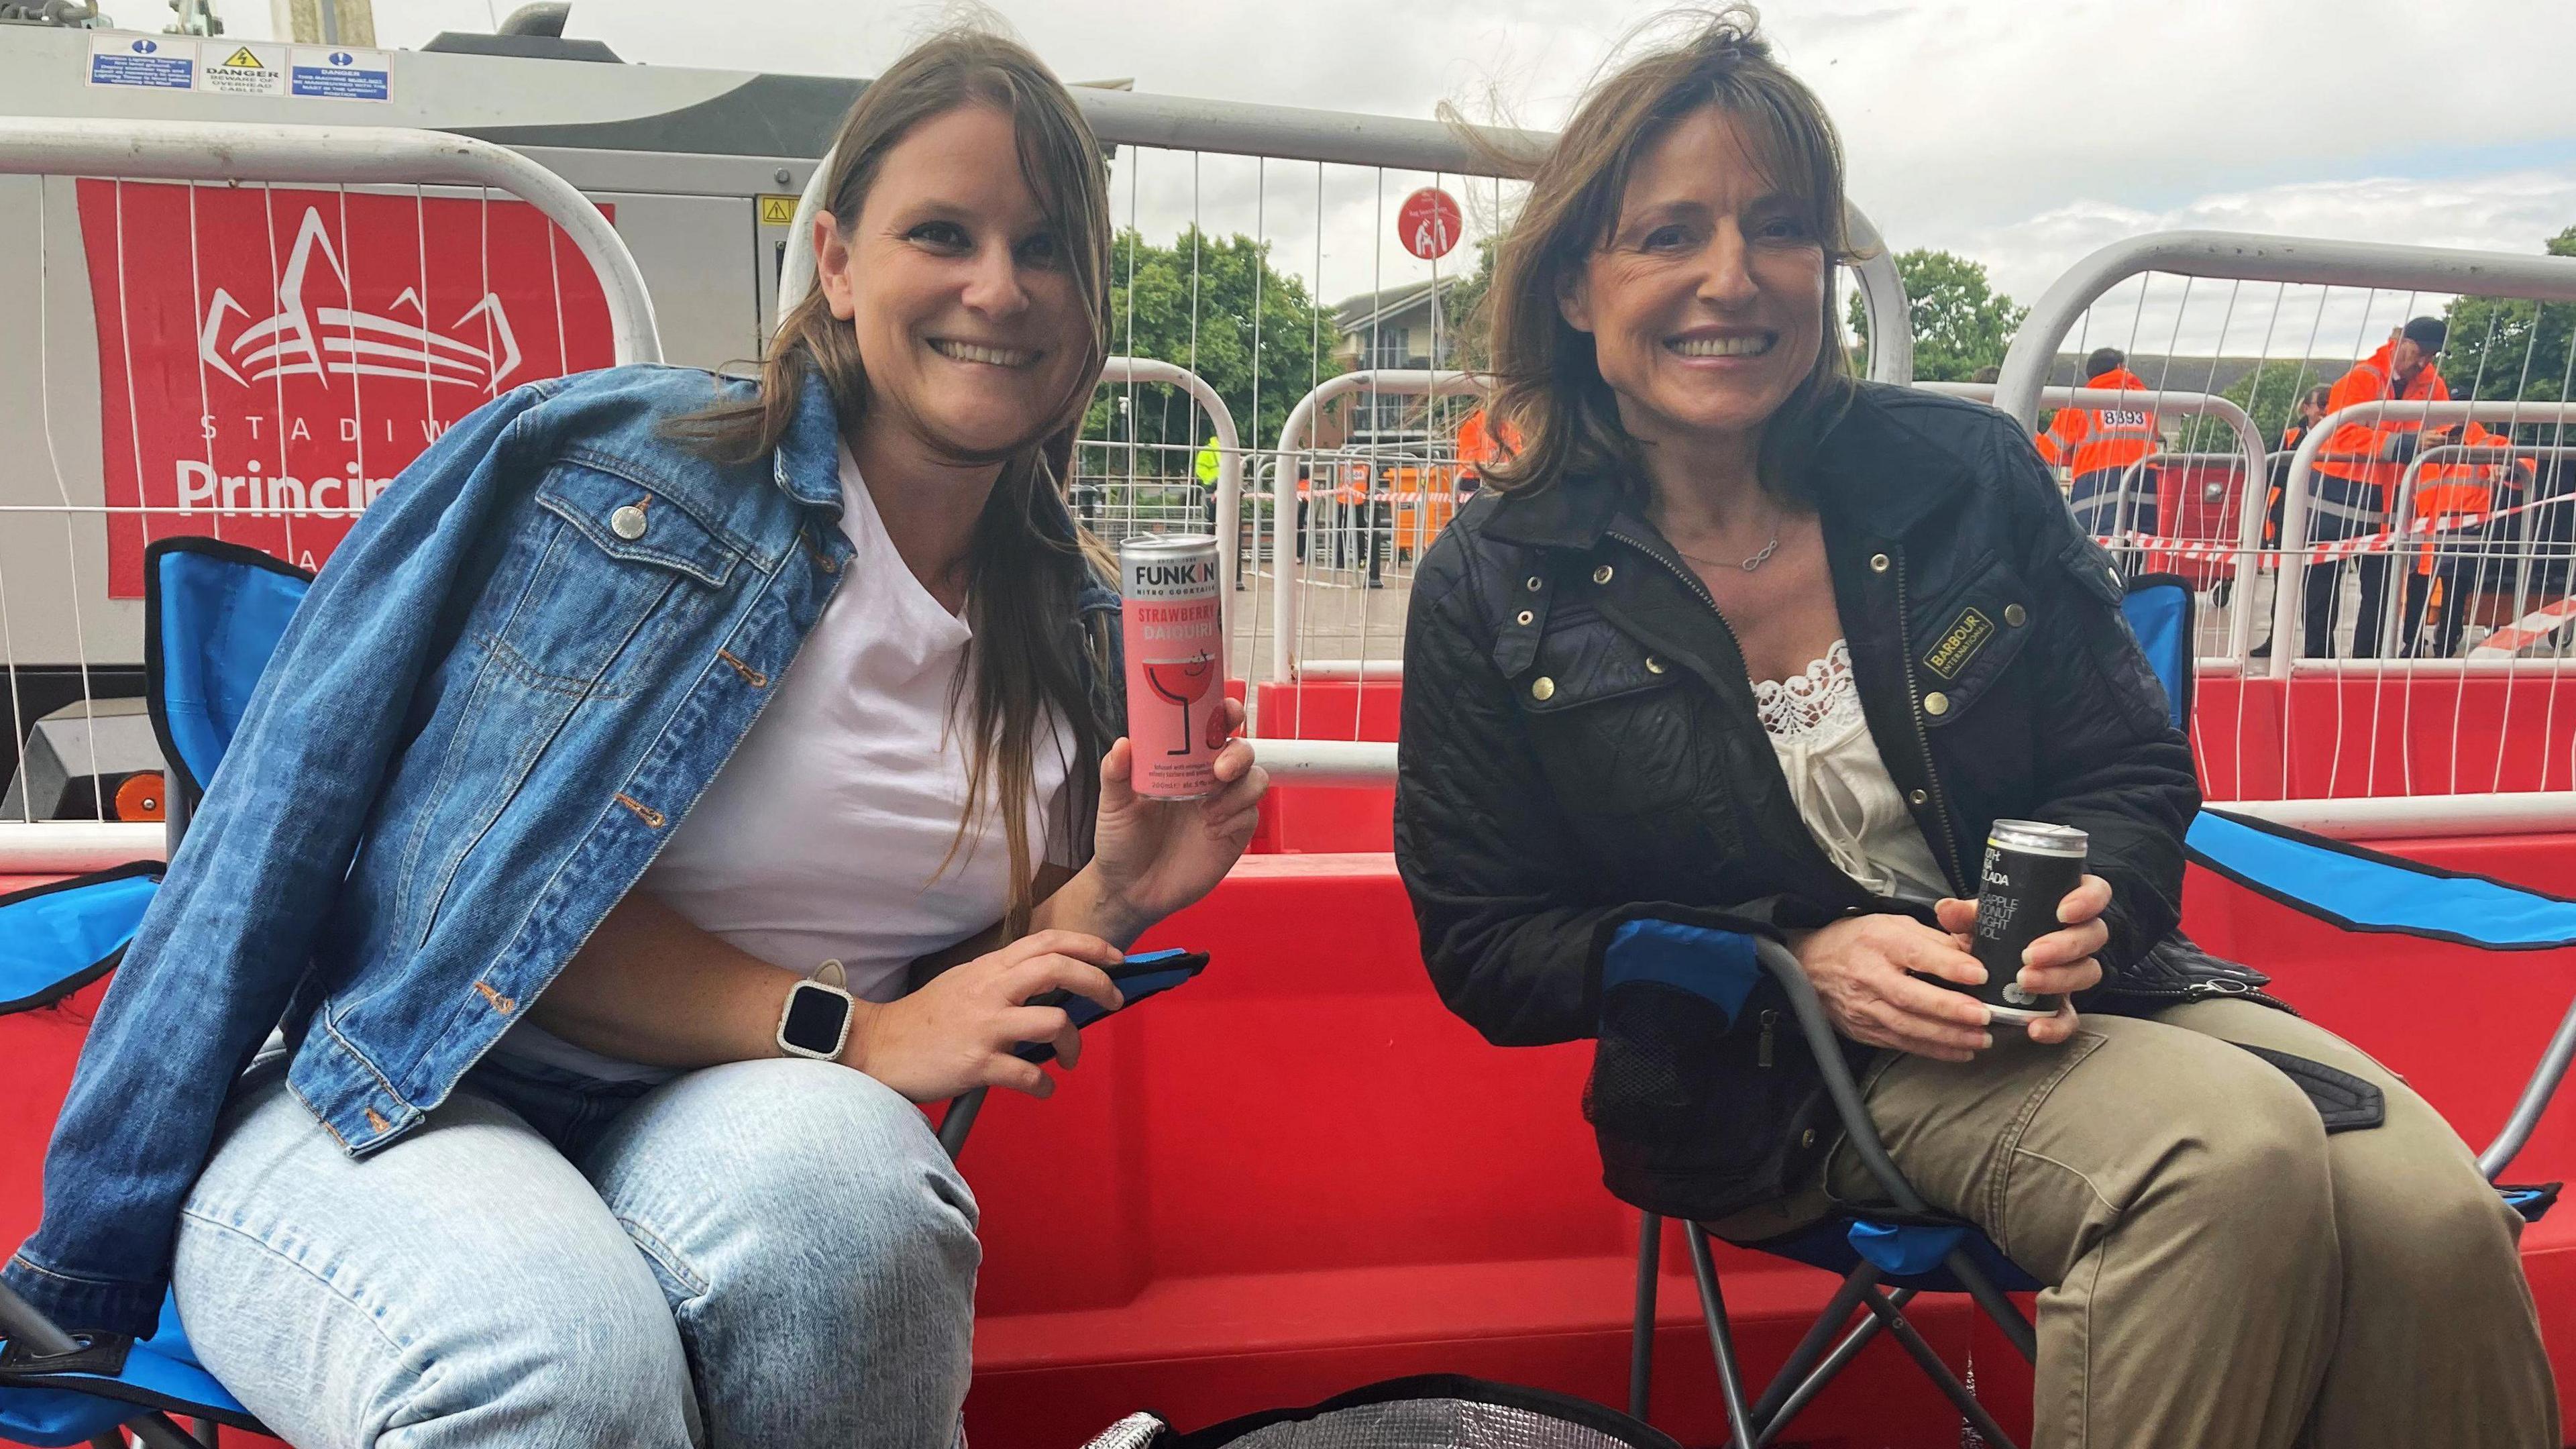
[{"xmin": 1231, "ymin": 564, "xmax": 1415, "ymax": 674}]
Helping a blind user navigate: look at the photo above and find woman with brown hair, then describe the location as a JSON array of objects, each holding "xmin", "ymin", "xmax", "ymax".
[
  {"xmin": 1393, "ymin": 11, "xmax": 2553, "ymax": 1444},
  {"xmin": 7, "ymin": 25, "xmax": 1263, "ymax": 1448}
]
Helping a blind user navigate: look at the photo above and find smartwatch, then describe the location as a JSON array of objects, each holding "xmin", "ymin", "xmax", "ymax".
[{"xmin": 777, "ymin": 959, "xmax": 855, "ymax": 1061}]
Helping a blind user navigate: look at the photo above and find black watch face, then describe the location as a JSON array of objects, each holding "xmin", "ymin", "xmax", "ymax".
[{"xmin": 783, "ymin": 983, "xmax": 851, "ymax": 1055}]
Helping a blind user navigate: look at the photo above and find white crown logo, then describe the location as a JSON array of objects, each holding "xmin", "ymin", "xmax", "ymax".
[{"xmin": 197, "ymin": 206, "xmax": 522, "ymax": 393}]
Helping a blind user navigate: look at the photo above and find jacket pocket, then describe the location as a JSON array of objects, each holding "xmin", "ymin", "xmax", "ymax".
[
  {"xmin": 479, "ymin": 463, "xmax": 744, "ymax": 699},
  {"xmin": 1514, "ymin": 613, "xmax": 1710, "ymax": 826},
  {"xmin": 535, "ymin": 464, "xmax": 743, "ymax": 588},
  {"xmin": 1913, "ymin": 558, "xmax": 2036, "ymax": 729}
]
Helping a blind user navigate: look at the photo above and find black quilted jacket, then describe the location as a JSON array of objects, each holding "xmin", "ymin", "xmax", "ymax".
[{"xmin": 1391, "ymin": 382, "xmax": 2269, "ymax": 1219}]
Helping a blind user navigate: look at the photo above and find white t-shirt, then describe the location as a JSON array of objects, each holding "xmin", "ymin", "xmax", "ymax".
[{"xmin": 496, "ymin": 446, "xmax": 1077, "ymax": 1083}]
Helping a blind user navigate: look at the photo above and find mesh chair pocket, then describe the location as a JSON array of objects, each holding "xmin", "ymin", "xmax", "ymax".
[{"xmin": 1585, "ymin": 976, "xmax": 1834, "ymax": 1221}]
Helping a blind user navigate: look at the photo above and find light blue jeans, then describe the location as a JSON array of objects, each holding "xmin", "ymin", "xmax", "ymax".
[{"xmin": 170, "ymin": 1053, "xmax": 980, "ymax": 1448}]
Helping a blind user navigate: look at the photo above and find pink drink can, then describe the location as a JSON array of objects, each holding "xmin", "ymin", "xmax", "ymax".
[{"xmin": 1120, "ymin": 533, "xmax": 1225, "ymax": 799}]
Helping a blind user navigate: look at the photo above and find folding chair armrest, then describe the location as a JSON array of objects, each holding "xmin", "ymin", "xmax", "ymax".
[
  {"xmin": 938, "ymin": 1086, "xmax": 986, "ymax": 1161},
  {"xmin": 2480, "ymin": 994, "xmax": 2576, "ymax": 1182},
  {"xmin": 1751, "ymin": 937, "xmax": 1933, "ymax": 1217},
  {"xmin": 0, "ymin": 1279, "xmax": 82, "ymax": 1360}
]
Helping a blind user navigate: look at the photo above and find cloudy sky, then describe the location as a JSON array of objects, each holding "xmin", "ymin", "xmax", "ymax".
[{"xmin": 239, "ymin": 0, "xmax": 2576, "ymax": 356}]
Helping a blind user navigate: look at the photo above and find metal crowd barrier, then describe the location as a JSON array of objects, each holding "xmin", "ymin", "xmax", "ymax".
[
  {"xmin": 0, "ymin": 117, "xmax": 661, "ymax": 872},
  {"xmin": 1921, "ymin": 380, "xmax": 2269, "ymax": 657},
  {"xmin": 2269, "ymin": 399, "xmax": 2576, "ymax": 676},
  {"xmin": 1267, "ymin": 368, "xmax": 1482, "ymax": 686}
]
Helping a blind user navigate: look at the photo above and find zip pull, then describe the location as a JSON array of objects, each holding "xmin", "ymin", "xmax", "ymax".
[{"xmin": 1757, "ymin": 1008, "xmax": 1779, "ymax": 1069}]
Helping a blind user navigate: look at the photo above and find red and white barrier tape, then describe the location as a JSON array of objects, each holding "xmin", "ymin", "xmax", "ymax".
[
  {"xmin": 2095, "ymin": 490, "xmax": 2561, "ymax": 564},
  {"xmin": 2471, "ymin": 596, "xmax": 2576, "ymax": 657}
]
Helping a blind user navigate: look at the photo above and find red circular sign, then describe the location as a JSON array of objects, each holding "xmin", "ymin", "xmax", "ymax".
[{"xmin": 1397, "ymin": 187, "xmax": 1463, "ymax": 261}]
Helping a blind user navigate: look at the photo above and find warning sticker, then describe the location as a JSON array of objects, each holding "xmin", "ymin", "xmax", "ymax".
[
  {"xmin": 198, "ymin": 41, "xmax": 286, "ymax": 97},
  {"xmin": 757, "ymin": 195, "xmax": 801, "ymax": 226},
  {"xmin": 88, "ymin": 34, "xmax": 194, "ymax": 89},
  {"xmin": 289, "ymin": 45, "xmax": 391, "ymax": 101}
]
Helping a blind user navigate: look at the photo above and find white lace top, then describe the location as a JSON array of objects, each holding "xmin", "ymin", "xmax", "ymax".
[{"xmin": 1754, "ymin": 640, "xmax": 1950, "ymax": 903}]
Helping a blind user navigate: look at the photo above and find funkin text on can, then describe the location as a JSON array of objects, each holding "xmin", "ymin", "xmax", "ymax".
[{"xmin": 1120, "ymin": 534, "xmax": 1224, "ymax": 799}]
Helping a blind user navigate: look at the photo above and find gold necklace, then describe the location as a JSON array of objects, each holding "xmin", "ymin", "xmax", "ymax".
[{"xmin": 1670, "ymin": 513, "xmax": 1785, "ymax": 574}]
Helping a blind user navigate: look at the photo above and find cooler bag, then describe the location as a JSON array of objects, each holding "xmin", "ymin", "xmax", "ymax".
[{"xmin": 1077, "ymin": 1375, "xmax": 1684, "ymax": 1449}]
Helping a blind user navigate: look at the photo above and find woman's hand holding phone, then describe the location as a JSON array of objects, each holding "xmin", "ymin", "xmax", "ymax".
[{"xmin": 844, "ymin": 929, "xmax": 1125, "ymax": 1101}]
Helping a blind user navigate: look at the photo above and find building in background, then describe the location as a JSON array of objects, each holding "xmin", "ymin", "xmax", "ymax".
[{"xmin": 1319, "ymin": 276, "xmax": 1464, "ymax": 449}]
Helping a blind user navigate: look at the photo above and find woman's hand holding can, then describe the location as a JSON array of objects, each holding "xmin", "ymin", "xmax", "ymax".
[
  {"xmin": 1933, "ymin": 873, "xmax": 2112, "ymax": 1046},
  {"xmin": 1079, "ymin": 696, "xmax": 1267, "ymax": 943}
]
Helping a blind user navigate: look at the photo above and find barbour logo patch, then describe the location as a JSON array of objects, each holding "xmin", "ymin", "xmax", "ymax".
[{"xmin": 1925, "ymin": 606, "xmax": 1996, "ymax": 680}]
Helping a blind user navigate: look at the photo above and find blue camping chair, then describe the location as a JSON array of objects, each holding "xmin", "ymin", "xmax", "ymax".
[
  {"xmin": 1, "ymin": 537, "xmax": 309, "ymax": 1448},
  {"xmin": 1625, "ymin": 572, "xmax": 2576, "ymax": 1448}
]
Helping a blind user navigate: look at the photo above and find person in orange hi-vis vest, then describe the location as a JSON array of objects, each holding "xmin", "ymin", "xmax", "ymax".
[
  {"xmin": 1454, "ymin": 408, "xmax": 1504, "ymax": 498},
  {"xmin": 2035, "ymin": 347, "xmax": 2162, "ymax": 550},
  {"xmin": 2299, "ymin": 315, "xmax": 2520, "ymax": 657},
  {"xmin": 2248, "ymin": 386, "xmax": 2339, "ymax": 657},
  {"xmin": 2398, "ymin": 399, "xmax": 2530, "ymax": 657}
]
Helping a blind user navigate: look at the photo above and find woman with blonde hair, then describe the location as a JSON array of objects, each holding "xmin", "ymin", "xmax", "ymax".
[
  {"xmin": 1395, "ymin": 11, "xmax": 2554, "ymax": 1444},
  {"xmin": 7, "ymin": 27, "xmax": 1264, "ymax": 1448}
]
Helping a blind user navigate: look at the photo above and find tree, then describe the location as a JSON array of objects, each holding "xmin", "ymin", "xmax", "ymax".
[
  {"xmin": 1847, "ymin": 248, "xmax": 2027, "ymax": 383},
  {"xmin": 1442, "ymin": 235, "xmax": 1503, "ymax": 374},
  {"xmin": 2440, "ymin": 226, "xmax": 2576, "ymax": 443},
  {"xmin": 1084, "ymin": 227, "xmax": 1343, "ymax": 475},
  {"xmin": 2176, "ymin": 359, "xmax": 2337, "ymax": 453}
]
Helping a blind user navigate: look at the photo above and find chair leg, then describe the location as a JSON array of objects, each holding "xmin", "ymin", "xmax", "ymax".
[
  {"xmin": 1941, "ymin": 1248, "xmax": 2039, "ymax": 1363},
  {"xmin": 1756, "ymin": 1287, "xmax": 1913, "ymax": 1448},
  {"xmin": 142, "ymin": 1417, "xmax": 215, "ymax": 1449},
  {"xmin": 1629, "ymin": 1212, "xmax": 1661, "ymax": 1422},
  {"xmin": 1862, "ymin": 1286, "xmax": 2020, "ymax": 1449},
  {"xmin": 1746, "ymin": 1265, "xmax": 1880, "ymax": 1430},
  {"xmin": 1684, "ymin": 1226, "xmax": 1760, "ymax": 1449}
]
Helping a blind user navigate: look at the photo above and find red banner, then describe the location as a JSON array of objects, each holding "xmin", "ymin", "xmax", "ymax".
[{"xmin": 78, "ymin": 180, "xmax": 616, "ymax": 596}]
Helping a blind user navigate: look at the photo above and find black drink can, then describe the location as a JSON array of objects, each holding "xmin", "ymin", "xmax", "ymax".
[{"xmin": 1967, "ymin": 820, "xmax": 2089, "ymax": 1025}]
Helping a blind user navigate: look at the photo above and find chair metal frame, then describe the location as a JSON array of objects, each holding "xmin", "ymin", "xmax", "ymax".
[{"xmin": 1624, "ymin": 936, "xmax": 2033, "ymax": 1449}]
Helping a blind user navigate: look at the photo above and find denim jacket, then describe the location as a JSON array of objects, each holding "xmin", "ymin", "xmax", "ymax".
[{"xmin": 6, "ymin": 364, "xmax": 1123, "ymax": 1337}]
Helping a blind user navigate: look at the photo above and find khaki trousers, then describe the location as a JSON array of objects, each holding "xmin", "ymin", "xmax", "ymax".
[{"xmin": 1734, "ymin": 999, "xmax": 2559, "ymax": 1448}]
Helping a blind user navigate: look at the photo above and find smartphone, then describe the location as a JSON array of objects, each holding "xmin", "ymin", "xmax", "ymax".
[{"xmin": 1012, "ymin": 949, "xmax": 1210, "ymax": 1064}]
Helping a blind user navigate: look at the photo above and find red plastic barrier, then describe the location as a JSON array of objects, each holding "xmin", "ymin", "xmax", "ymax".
[
  {"xmin": 1243, "ymin": 670, "xmax": 2576, "ymax": 856},
  {"xmin": 1251, "ymin": 680, "xmax": 1400, "ymax": 855},
  {"xmin": 2149, "ymin": 460, "xmax": 2249, "ymax": 589},
  {"xmin": 2196, "ymin": 672, "xmax": 2576, "ymax": 800},
  {"xmin": 963, "ymin": 854, "xmax": 1971, "ymax": 1446}
]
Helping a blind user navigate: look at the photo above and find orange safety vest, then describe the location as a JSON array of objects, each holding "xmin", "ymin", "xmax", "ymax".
[
  {"xmin": 1333, "ymin": 460, "xmax": 1371, "ymax": 505},
  {"xmin": 2035, "ymin": 369, "xmax": 2161, "ymax": 476},
  {"xmin": 2312, "ymin": 342, "xmax": 2510, "ymax": 498},
  {"xmin": 1454, "ymin": 409, "xmax": 1518, "ymax": 479},
  {"xmin": 2313, "ymin": 343, "xmax": 2527, "ymax": 569}
]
